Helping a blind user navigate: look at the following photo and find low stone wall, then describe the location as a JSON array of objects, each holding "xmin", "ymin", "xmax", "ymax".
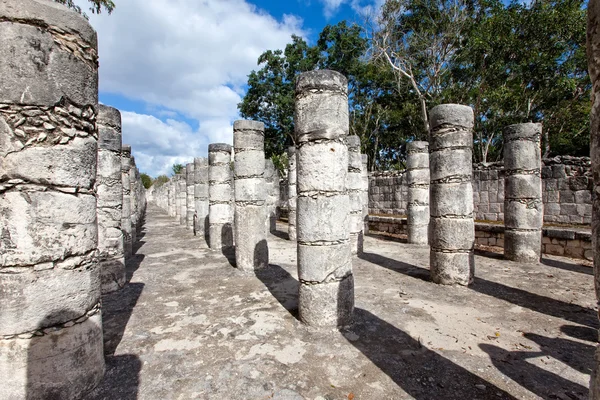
[
  {"xmin": 369, "ymin": 156, "xmax": 592, "ymax": 226},
  {"xmin": 367, "ymin": 215, "xmax": 592, "ymax": 261}
]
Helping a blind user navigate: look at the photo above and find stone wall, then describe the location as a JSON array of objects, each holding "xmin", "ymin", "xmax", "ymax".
[{"xmin": 368, "ymin": 156, "xmax": 592, "ymax": 226}]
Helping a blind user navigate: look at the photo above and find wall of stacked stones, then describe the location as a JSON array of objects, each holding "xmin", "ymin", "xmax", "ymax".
[{"xmin": 368, "ymin": 155, "xmax": 592, "ymax": 226}]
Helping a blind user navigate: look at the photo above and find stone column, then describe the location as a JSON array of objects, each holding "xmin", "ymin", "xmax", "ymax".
[
  {"xmin": 361, "ymin": 154, "xmax": 369, "ymax": 235},
  {"xmin": 429, "ymin": 104, "xmax": 475, "ymax": 286},
  {"xmin": 178, "ymin": 171, "xmax": 187, "ymax": 225},
  {"xmin": 295, "ymin": 70, "xmax": 353, "ymax": 327},
  {"xmin": 503, "ymin": 123, "xmax": 543, "ymax": 262},
  {"xmin": 406, "ymin": 141, "xmax": 430, "ymax": 245},
  {"xmin": 0, "ymin": 1, "xmax": 104, "ymax": 398},
  {"xmin": 265, "ymin": 159, "xmax": 279, "ymax": 233},
  {"xmin": 186, "ymin": 162, "xmax": 195, "ymax": 230},
  {"xmin": 168, "ymin": 177, "xmax": 176, "ymax": 218},
  {"xmin": 208, "ymin": 143, "xmax": 234, "ymax": 250},
  {"xmin": 129, "ymin": 157, "xmax": 138, "ymax": 245},
  {"xmin": 588, "ymin": 2, "xmax": 600, "ymax": 395},
  {"xmin": 96, "ymin": 105, "xmax": 125, "ymax": 293},
  {"xmin": 287, "ymin": 146, "xmax": 297, "ymax": 240},
  {"xmin": 346, "ymin": 135, "xmax": 364, "ymax": 255},
  {"xmin": 174, "ymin": 173, "xmax": 182, "ymax": 222},
  {"xmin": 122, "ymin": 145, "xmax": 133, "ymax": 257},
  {"xmin": 233, "ymin": 120, "xmax": 269, "ymax": 271},
  {"xmin": 194, "ymin": 157, "xmax": 209, "ymax": 242}
]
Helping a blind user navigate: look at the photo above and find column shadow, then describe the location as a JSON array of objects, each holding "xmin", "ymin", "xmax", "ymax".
[
  {"xmin": 541, "ymin": 258, "xmax": 593, "ymax": 276},
  {"xmin": 521, "ymin": 332, "xmax": 594, "ymax": 374},
  {"xmin": 255, "ymin": 263, "xmax": 299, "ymax": 318},
  {"xmin": 560, "ymin": 324, "xmax": 598, "ymax": 343}
]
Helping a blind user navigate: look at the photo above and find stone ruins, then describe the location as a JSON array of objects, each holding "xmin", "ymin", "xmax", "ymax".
[{"xmin": 1, "ymin": 0, "xmax": 599, "ymax": 398}]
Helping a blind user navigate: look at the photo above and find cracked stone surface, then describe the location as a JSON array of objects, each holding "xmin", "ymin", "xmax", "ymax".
[{"xmin": 89, "ymin": 202, "xmax": 596, "ymax": 400}]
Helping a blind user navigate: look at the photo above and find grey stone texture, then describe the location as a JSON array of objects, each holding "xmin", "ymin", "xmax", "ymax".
[
  {"xmin": 361, "ymin": 153, "xmax": 369, "ymax": 235},
  {"xmin": 265, "ymin": 159, "xmax": 280, "ymax": 233},
  {"xmin": 346, "ymin": 135, "xmax": 364, "ymax": 254},
  {"xmin": 209, "ymin": 143, "xmax": 234, "ymax": 250},
  {"xmin": 186, "ymin": 162, "xmax": 195, "ymax": 230},
  {"xmin": 406, "ymin": 141, "xmax": 429, "ymax": 245},
  {"xmin": 295, "ymin": 70, "xmax": 353, "ymax": 327},
  {"xmin": 0, "ymin": 1, "xmax": 104, "ymax": 398},
  {"xmin": 233, "ymin": 120, "xmax": 269, "ymax": 272},
  {"xmin": 503, "ymin": 123, "xmax": 543, "ymax": 263},
  {"xmin": 288, "ymin": 146, "xmax": 297, "ymax": 241},
  {"xmin": 428, "ymin": 104, "xmax": 475, "ymax": 286},
  {"xmin": 587, "ymin": 2, "xmax": 600, "ymax": 396},
  {"xmin": 122, "ymin": 144, "xmax": 133, "ymax": 257},
  {"xmin": 178, "ymin": 170, "xmax": 187, "ymax": 226},
  {"xmin": 194, "ymin": 157, "xmax": 209, "ymax": 242},
  {"xmin": 129, "ymin": 156, "xmax": 139, "ymax": 244},
  {"xmin": 96, "ymin": 105, "xmax": 125, "ymax": 293}
]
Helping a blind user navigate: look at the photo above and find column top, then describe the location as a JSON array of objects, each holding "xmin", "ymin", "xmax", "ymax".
[
  {"xmin": 429, "ymin": 104, "xmax": 474, "ymax": 131},
  {"xmin": 503, "ymin": 122, "xmax": 542, "ymax": 142},
  {"xmin": 296, "ymin": 70, "xmax": 348, "ymax": 94},
  {"xmin": 208, "ymin": 143, "xmax": 232, "ymax": 153}
]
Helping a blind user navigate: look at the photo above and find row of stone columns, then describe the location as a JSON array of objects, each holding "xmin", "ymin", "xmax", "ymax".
[{"xmin": 0, "ymin": 2, "xmax": 146, "ymax": 398}]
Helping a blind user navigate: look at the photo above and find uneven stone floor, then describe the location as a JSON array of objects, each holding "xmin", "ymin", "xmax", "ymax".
[{"xmin": 89, "ymin": 203, "xmax": 597, "ymax": 400}]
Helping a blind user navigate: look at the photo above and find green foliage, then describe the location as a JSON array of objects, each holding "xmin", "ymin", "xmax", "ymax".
[
  {"xmin": 171, "ymin": 163, "xmax": 184, "ymax": 176},
  {"xmin": 140, "ymin": 173, "xmax": 153, "ymax": 189},
  {"xmin": 153, "ymin": 175, "xmax": 169, "ymax": 187},
  {"xmin": 54, "ymin": 0, "xmax": 115, "ymax": 19},
  {"xmin": 271, "ymin": 152, "xmax": 289, "ymax": 177}
]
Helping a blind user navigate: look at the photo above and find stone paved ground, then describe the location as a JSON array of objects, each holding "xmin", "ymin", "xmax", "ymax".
[{"xmin": 89, "ymin": 203, "xmax": 597, "ymax": 400}]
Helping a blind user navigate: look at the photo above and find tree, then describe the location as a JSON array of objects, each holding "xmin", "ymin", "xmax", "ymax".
[
  {"xmin": 54, "ymin": 0, "xmax": 115, "ymax": 18},
  {"xmin": 140, "ymin": 173, "xmax": 153, "ymax": 189},
  {"xmin": 172, "ymin": 163, "xmax": 184, "ymax": 176},
  {"xmin": 153, "ymin": 175, "xmax": 169, "ymax": 187}
]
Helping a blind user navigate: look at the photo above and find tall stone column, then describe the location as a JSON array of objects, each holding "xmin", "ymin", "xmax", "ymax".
[
  {"xmin": 208, "ymin": 143, "xmax": 234, "ymax": 250},
  {"xmin": 0, "ymin": 1, "xmax": 104, "ymax": 398},
  {"xmin": 429, "ymin": 104, "xmax": 475, "ymax": 286},
  {"xmin": 346, "ymin": 135, "xmax": 364, "ymax": 255},
  {"xmin": 288, "ymin": 146, "xmax": 297, "ymax": 240},
  {"xmin": 406, "ymin": 141, "xmax": 430, "ymax": 245},
  {"xmin": 174, "ymin": 173, "xmax": 182, "ymax": 222},
  {"xmin": 186, "ymin": 162, "xmax": 195, "ymax": 230},
  {"xmin": 178, "ymin": 171, "xmax": 187, "ymax": 225},
  {"xmin": 96, "ymin": 105, "xmax": 125, "ymax": 293},
  {"xmin": 586, "ymin": 3, "xmax": 600, "ymax": 396},
  {"xmin": 503, "ymin": 123, "xmax": 543, "ymax": 262},
  {"xmin": 169, "ymin": 177, "xmax": 176, "ymax": 218},
  {"xmin": 129, "ymin": 157, "xmax": 138, "ymax": 244},
  {"xmin": 194, "ymin": 157, "xmax": 209, "ymax": 242},
  {"xmin": 265, "ymin": 159, "xmax": 279, "ymax": 233},
  {"xmin": 361, "ymin": 154, "xmax": 369, "ymax": 235},
  {"xmin": 295, "ymin": 70, "xmax": 353, "ymax": 327},
  {"xmin": 122, "ymin": 145, "xmax": 133, "ymax": 257},
  {"xmin": 233, "ymin": 120, "xmax": 269, "ymax": 271}
]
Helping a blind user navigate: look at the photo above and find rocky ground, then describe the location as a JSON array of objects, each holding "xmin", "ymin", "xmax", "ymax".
[{"xmin": 89, "ymin": 203, "xmax": 597, "ymax": 400}]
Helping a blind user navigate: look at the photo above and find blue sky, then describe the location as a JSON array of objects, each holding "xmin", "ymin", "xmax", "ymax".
[{"xmin": 82, "ymin": 0, "xmax": 383, "ymax": 177}]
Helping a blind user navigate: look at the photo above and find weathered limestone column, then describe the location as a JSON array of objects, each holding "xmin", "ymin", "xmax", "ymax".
[
  {"xmin": 194, "ymin": 157, "xmax": 209, "ymax": 241},
  {"xmin": 96, "ymin": 105, "xmax": 125, "ymax": 293},
  {"xmin": 208, "ymin": 143, "xmax": 234, "ymax": 250},
  {"xmin": 265, "ymin": 159, "xmax": 279, "ymax": 233},
  {"xmin": 295, "ymin": 70, "xmax": 353, "ymax": 327},
  {"xmin": 361, "ymin": 154, "xmax": 369, "ymax": 235},
  {"xmin": 233, "ymin": 120, "xmax": 269, "ymax": 271},
  {"xmin": 346, "ymin": 135, "xmax": 364, "ymax": 255},
  {"xmin": 0, "ymin": 1, "xmax": 104, "ymax": 398},
  {"xmin": 503, "ymin": 123, "xmax": 543, "ymax": 262},
  {"xmin": 178, "ymin": 171, "xmax": 187, "ymax": 225},
  {"xmin": 288, "ymin": 146, "xmax": 297, "ymax": 240},
  {"xmin": 129, "ymin": 156, "xmax": 138, "ymax": 245},
  {"xmin": 168, "ymin": 177, "xmax": 176, "ymax": 218},
  {"xmin": 186, "ymin": 162, "xmax": 195, "ymax": 230},
  {"xmin": 429, "ymin": 104, "xmax": 475, "ymax": 286},
  {"xmin": 586, "ymin": 3, "xmax": 600, "ymax": 396},
  {"xmin": 122, "ymin": 145, "xmax": 133, "ymax": 257},
  {"xmin": 406, "ymin": 141, "xmax": 430, "ymax": 245},
  {"xmin": 174, "ymin": 173, "xmax": 182, "ymax": 222}
]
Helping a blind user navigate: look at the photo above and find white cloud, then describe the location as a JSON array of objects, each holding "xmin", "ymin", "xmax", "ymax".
[{"xmin": 320, "ymin": 0, "xmax": 347, "ymax": 17}]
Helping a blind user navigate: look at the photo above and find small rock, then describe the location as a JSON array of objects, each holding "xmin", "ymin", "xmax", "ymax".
[
  {"xmin": 475, "ymin": 384, "xmax": 486, "ymax": 391},
  {"xmin": 43, "ymin": 122, "xmax": 56, "ymax": 130}
]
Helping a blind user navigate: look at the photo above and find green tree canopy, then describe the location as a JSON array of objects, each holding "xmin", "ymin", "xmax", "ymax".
[
  {"xmin": 54, "ymin": 0, "xmax": 115, "ymax": 18},
  {"xmin": 140, "ymin": 173, "xmax": 153, "ymax": 189},
  {"xmin": 172, "ymin": 163, "xmax": 184, "ymax": 176}
]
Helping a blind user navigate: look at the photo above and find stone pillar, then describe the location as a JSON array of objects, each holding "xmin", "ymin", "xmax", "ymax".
[
  {"xmin": 503, "ymin": 123, "xmax": 543, "ymax": 262},
  {"xmin": 346, "ymin": 135, "xmax": 364, "ymax": 255},
  {"xmin": 361, "ymin": 154, "xmax": 369, "ymax": 235},
  {"xmin": 186, "ymin": 162, "xmax": 195, "ymax": 230},
  {"xmin": 122, "ymin": 145, "xmax": 133, "ymax": 257},
  {"xmin": 406, "ymin": 141, "xmax": 430, "ymax": 245},
  {"xmin": 178, "ymin": 171, "xmax": 187, "ymax": 225},
  {"xmin": 0, "ymin": 1, "xmax": 104, "ymax": 398},
  {"xmin": 174, "ymin": 173, "xmax": 182, "ymax": 222},
  {"xmin": 428, "ymin": 104, "xmax": 475, "ymax": 286},
  {"xmin": 129, "ymin": 157, "xmax": 138, "ymax": 245},
  {"xmin": 265, "ymin": 159, "xmax": 279, "ymax": 233},
  {"xmin": 208, "ymin": 143, "xmax": 234, "ymax": 250},
  {"xmin": 168, "ymin": 178, "xmax": 176, "ymax": 218},
  {"xmin": 96, "ymin": 105, "xmax": 125, "ymax": 293},
  {"xmin": 586, "ymin": 4, "xmax": 600, "ymax": 395},
  {"xmin": 194, "ymin": 157, "xmax": 209, "ymax": 242},
  {"xmin": 287, "ymin": 146, "xmax": 297, "ymax": 240},
  {"xmin": 295, "ymin": 70, "xmax": 353, "ymax": 327},
  {"xmin": 233, "ymin": 120, "xmax": 269, "ymax": 271}
]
